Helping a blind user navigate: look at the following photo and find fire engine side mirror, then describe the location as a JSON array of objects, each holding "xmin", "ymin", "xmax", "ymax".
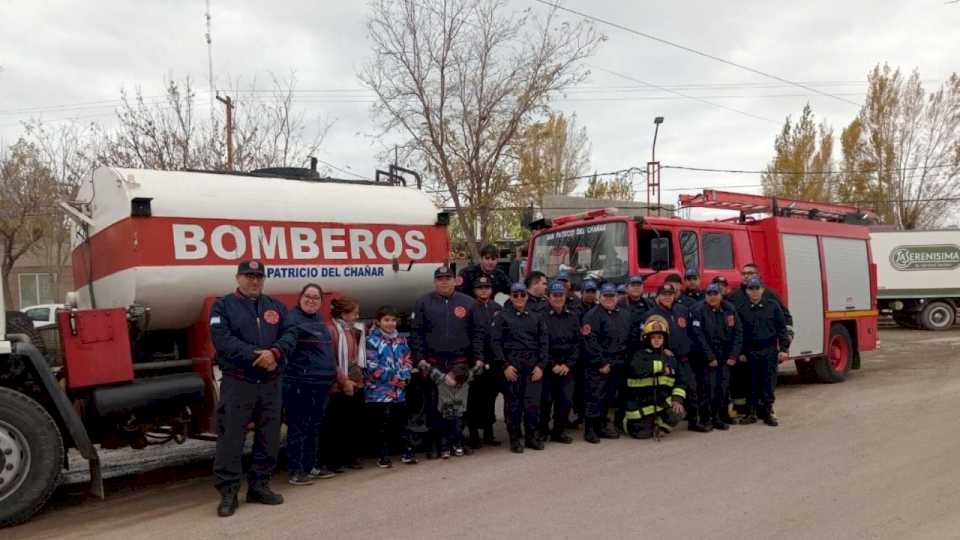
[{"xmin": 650, "ymin": 238, "xmax": 670, "ymax": 271}]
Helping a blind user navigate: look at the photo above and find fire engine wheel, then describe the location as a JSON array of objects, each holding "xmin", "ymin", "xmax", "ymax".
[
  {"xmin": 814, "ymin": 324, "xmax": 853, "ymax": 383},
  {"xmin": 0, "ymin": 387, "xmax": 64, "ymax": 528},
  {"xmin": 919, "ymin": 302, "xmax": 956, "ymax": 331}
]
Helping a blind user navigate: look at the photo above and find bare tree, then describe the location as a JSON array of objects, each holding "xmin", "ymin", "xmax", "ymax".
[
  {"xmin": 101, "ymin": 75, "xmax": 330, "ymax": 172},
  {"xmin": 0, "ymin": 140, "xmax": 64, "ymax": 303},
  {"xmin": 839, "ymin": 65, "xmax": 960, "ymax": 228},
  {"xmin": 361, "ymin": 0, "xmax": 603, "ymax": 260}
]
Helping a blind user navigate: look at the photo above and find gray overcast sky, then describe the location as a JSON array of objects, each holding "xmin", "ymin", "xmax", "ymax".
[{"xmin": 2, "ymin": 0, "xmax": 958, "ymax": 210}]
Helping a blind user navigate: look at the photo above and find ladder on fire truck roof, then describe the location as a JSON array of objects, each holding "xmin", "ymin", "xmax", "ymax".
[{"xmin": 678, "ymin": 190, "xmax": 877, "ymax": 224}]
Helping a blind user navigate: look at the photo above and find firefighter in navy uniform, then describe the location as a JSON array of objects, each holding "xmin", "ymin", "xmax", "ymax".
[
  {"xmin": 689, "ymin": 283, "xmax": 743, "ymax": 429},
  {"xmin": 581, "ymin": 283, "xmax": 631, "ymax": 443},
  {"xmin": 569, "ymin": 279, "xmax": 599, "ymax": 427},
  {"xmin": 622, "ymin": 315, "xmax": 688, "ymax": 439},
  {"xmin": 491, "ymin": 282, "xmax": 549, "ymax": 453},
  {"xmin": 456, "ymin": 244, "xmax": 511, "ymax": 298},
  {"xmin": 636, "ymin": 283, "xmax": 710, "ymax": 432},
  {"xmin": 524, "ymin": 271, "xmax": 550, "ymax": 315},
  {"xmin": 620, "ymin": 274, "xmax": 650, "ymax": 316},
  {"xmin": 578, "ymin": 279, "xmax": 599, "ymax": 317},
  {"xmin": 727, "ymin": 264, "xmax": 793, "ymax": 417},
  {"xmin": 410, "ymin": 266, "xmax": 485, "ymax": 458},
  {"xmin": 539, "ymin": 281, "xmax": 580, "ymax": 444},
  {"xmin": 736, "ymin": 276, "xmax": 790, "ymax": 427},
  {"xmin": 210, "ymin": 260, "xmax": 297, "ymax": 518},
  {"xmin": 680, "ymin": 269, "xmax": 705, "ymax": 306},
  {"xmin": 466, "ymin": 276, "xmax": 503, "ymax": 449},
  {"xmin": 553, "ymin": 271, "xmax": 583, "ymax": 314}
]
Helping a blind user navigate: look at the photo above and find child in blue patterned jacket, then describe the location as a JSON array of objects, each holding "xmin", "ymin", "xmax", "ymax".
[{"xmin": 365, "ymin": 305, "xmax": 416, "ymax": 468}]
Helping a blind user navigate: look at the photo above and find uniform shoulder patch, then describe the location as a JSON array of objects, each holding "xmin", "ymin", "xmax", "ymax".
[
  {"xmin": 263, "ymin": 309, "xmax": 280, "ymax": 325},
  {"xmin": 726, "ymin": 314, "xmax": 736, "ymax": 327},
  {"xmin": 580, "ymin": 324, "xmax": 592, "ymax": 336},
  {"xmin": 454, "ymin": 305, "xmax": 468, "ymax": 319},
  {"xmin": 677, "ymin": 316, "xmax": 687, "ymax": 328}
]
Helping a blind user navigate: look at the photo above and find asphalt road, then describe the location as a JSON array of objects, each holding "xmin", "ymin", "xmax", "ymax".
[{"xmin": 10, "ymin": 327, "xmax": 960, "ymax": 540}]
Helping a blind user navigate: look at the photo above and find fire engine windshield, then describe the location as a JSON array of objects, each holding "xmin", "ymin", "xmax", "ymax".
[{"xmin": 530, "ymin": 221, "xmax": 629, "ymax": 280}]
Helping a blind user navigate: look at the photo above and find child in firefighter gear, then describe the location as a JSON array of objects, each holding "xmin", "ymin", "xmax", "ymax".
[
  {"xmin": 420, "ymin": 361, "xmax": 482, "ymax": 458},
  {"xmin": 581, "ymin": 283, "xmax": 631, "ymax": 443},
  {"xmin": 210, "ymin": 260, "xmax": 297, "ymax": 517},
  {"xmin": 622, "ymin": 316, "xmax": 687, "ymax": 440},
  {"xmin": 736, "ymin": 277, "xmax": 790, "ymax": 427},
  {"xmin": 539, "ymin": 281, "xmax": 581, "ymax": 444},
  {"xmin": 689, "ymin": 283, "xmax": 743, "ymax": 430},
  {"xmin": 466, "ymin": 276, "xmax": 503, "ymax": 449},
  {"xmin": 491, "ymin": 282, "xmax": 549, "ymax": 453},
  {"xmin": 636, "ymin": 283, "xmax": 705, "ymax": 432}
]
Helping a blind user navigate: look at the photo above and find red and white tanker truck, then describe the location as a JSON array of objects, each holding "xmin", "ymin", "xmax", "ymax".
[{"xmin": 0, "ymin": 165, "xmax": 450, "ymax": 526}]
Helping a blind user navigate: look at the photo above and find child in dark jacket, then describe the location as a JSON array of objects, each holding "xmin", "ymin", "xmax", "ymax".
[
  {"xmin": 419, "ymin": 361, "xmax": 483, "ymax": 458},
  {"xmin": 365, "ymin": 306, "xmax": 416, "ymax": 468}
]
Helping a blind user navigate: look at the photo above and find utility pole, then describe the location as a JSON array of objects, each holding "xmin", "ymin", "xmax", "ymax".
[
  {"xmin": 205, "ymin": 0, "xmax": 215, "ymax": 126},
  {"xmin": 217, "ymin": 94, "xmax": 234, "ymax": 171},
  {"xmin": 647, "ymin": 116, "xmax": 664, "ymax": 216}
]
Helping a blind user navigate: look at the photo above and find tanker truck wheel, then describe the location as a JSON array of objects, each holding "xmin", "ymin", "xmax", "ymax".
[
  {"xmin": 0, "ymin": 387, "xmax": 64, "ymax": 528},
  {"xmin": 814, "ymin": 324, "xmax": 853, "ymax": 383},
  {"xmin": 919, "ymin": 302, "xmax": 956, "ymax": 331}
]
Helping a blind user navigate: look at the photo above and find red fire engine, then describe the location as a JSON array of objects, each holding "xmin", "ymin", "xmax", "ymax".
[{"xmin": 526, "ymin": 190, "xmax": 879, "ymax": 383}]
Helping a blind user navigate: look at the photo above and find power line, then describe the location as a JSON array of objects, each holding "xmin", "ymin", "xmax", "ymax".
[
  {"xmin": 593, "ymin": 66, "xmax": 779, "ymax": 124},
  {"xmin": 533, "ymin": 0, "xmax": 861, "ymax": 107},
  {"xmin": 314, "ymin": 157, "xmax": 371, "ymax": 180},
  {"xmin": 662, "ymin": 163, "xmax": 957, "ymax": 175}
]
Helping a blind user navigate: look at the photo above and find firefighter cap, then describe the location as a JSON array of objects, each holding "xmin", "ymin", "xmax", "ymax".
[
  {"xmin": 627, "ymin": 275, "xmax": 644, "ymax": 285},
  {"xmin": 706, "ymin": 283, "xmax": 722, "ymax": 295},
  {"xmin": 237, "ymin": 260, "xmax": 266, "ymax": 276},
  {"xmin": 745, "ymin": 276, "xmax": 764, "ymax": 289},
  {"xmin": 555, "ymin": 271, "xmax": 571, "ymax": 282},
  {"xmin": 657, "ymin": 283, "xmax": 677, "ymax": 295},
  {"xmin": 582, "ymin": 280, "xmax": 599, "ymax": 291},
  {"xmin": 600, "ymin": 283, "xmax": 617, "ymax": 296},
  {"xmin": 474, "ymin": 276, "xmax": 492, "ymax": 288},
  {"xmin": 434, "ymin": 266, "xmax": 455, "ymax": 279},
  {"xmin": 684, "ymin": 268, "xmax": 699, "ymax": 278},
  {"xmin": 548, "ymin": 281, "xmax": 566, "ymax": 295},
  {"xmin": 510, "ymin": 282, "xmax": 528, "ymax": 294}
]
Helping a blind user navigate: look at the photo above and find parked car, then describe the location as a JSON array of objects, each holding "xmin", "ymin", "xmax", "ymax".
[{"xmin": 20, "ymin": 304, "xmax": 65, "ymax": 328}]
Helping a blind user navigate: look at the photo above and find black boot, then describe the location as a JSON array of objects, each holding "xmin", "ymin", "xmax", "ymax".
[
  {"xmin": 246, "ymin": 484, "xmax": 284, "ymax": 505},
  {"xmin": 739, "ymin": 407, "xmax": 758, "ymax": 425},
  {"xmin": 584, "ymin": 419, "xmax": 601, "ymax": 444},
  {"xmin": 482, "ymin": 427, "xmax": 502, "ymax": 447},
  {"xmin": 468, "ymin": 428, "xmax": 482, "ymax": 450},
  {"xmin": 550, "ymin": 430, "xmax": 574, "ymax": 444},
  {"xmin": 711, "ymin": 417, "xmax": 730, "ymax": 431},
  {"xmin": 217, "ymin": 488, "xmax": 239, "ymax": 517},
  {"xmin": 597, "ymin": 419, "xmax": 620, "ymax": 439},
  {"xmin": 525, "ymin": 433, "xmax": 545, "ymax": 451},
  {"xmin": 761, "ymin": 405, "xmax": 779, "ymax": 427},
  {"xmin": 510, "ymin": 437, "xmax": 524, "ymax": 454}
]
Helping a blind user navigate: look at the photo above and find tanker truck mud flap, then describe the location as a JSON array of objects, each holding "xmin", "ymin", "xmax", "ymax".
[{"xmin": 12, "ymin": 340, "xmax": 103, "ymax": 499}]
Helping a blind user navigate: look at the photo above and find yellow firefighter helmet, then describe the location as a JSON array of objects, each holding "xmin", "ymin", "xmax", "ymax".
[{"xmin": 642, "ymin": 315, "xmax": 670, "ymax": 338}]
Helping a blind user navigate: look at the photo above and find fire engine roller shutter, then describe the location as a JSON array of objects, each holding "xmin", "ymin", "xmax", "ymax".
[
  {"xmin": 822, "ymin": 237, "xmax": 871, "ymax": 311},
  {"xmin": 783, "ymin": 234, "xmax": 824, "ymax": 356}
]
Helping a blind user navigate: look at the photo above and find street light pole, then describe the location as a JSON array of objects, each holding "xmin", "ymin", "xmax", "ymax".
[{"xmin": 648, "ymin": 116, "xmax": 664, "ymax": 216}]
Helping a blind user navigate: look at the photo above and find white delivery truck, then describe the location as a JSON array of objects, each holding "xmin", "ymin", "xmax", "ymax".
[{"xmin": 870, "ymin": 230, "xmax": 960, "ymax": 330}]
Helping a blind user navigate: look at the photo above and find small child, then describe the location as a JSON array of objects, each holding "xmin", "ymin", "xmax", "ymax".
[
  {"xmin": 365, "ymin": 306, "xmax": 416, "ymax": 468},
  {"xmin": 419, "ymin": 360, "xmax": 482, "ymax": 458}
]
